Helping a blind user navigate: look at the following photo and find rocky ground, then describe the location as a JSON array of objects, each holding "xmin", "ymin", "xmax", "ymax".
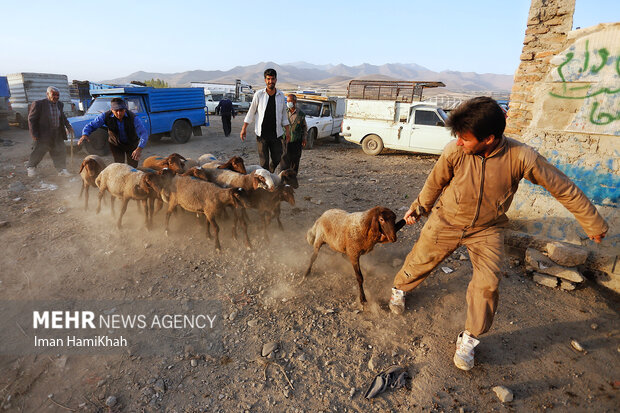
[{"xmin": 0, "ymin": 117, "xmax": 618, "ymax": 412}]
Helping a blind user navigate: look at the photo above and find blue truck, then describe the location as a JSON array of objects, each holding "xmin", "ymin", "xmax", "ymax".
[{"xmin": 68, "ymin": 87, "xmax": 209, "ymax": 155}]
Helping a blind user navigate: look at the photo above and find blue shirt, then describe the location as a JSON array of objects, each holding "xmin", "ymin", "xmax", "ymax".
[{"xmin": 82, "ymin": 112, "xmax": 149, "ymax": 148}]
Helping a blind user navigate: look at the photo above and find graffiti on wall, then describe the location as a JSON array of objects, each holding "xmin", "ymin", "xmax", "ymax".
[{"xmin": 548, "ymin": 27, "xmax": 620, "ymax": 135}]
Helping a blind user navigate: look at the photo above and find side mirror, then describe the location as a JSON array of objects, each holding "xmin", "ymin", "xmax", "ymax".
[{"xmin": 436, "ymin": 121, "xmax": 445, "ymax": 127}]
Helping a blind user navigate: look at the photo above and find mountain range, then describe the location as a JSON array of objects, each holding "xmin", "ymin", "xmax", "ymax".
[{"xmin": 102, "ymin": 61, "xmax": 514, "ymax": 93}]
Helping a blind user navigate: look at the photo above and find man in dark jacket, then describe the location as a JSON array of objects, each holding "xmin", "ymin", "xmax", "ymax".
[
  {"xmin": 215, "ymin": 97, "xmax": 236, "ymax": 137},
  {"xmin": 78, "ymin": 98, "xmax": 148, "ymax": 167},
  {"xmin": 27, "ymin": 86, "xmax": 74, "ymax": 177}
]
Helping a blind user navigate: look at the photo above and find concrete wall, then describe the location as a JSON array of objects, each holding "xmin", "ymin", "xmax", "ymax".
[{"xmin": 506, "ymin": 1, "xmax": 619, "ymax": 257}]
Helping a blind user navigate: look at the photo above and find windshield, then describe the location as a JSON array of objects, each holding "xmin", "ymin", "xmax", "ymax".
[
  {"xmin": 87, "ymin": 97, "xmax": 112, "ymax": 114},
  {"xmin": 86, "ymin": 97, "xmax": 144, "ymax": 114},
  {"xmin": 297, "ymin": 101, "xmax": 321, "ymax": 117}
]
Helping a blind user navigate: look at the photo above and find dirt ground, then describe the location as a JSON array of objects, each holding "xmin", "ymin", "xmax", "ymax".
[{"xmin": 0, "ymin": 116, "xmax": 618, "ymax": 412}]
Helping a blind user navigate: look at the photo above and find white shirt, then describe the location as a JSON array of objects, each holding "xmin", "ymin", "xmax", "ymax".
[{"xmin": 243, "ymin": 88, "xmax": 289, "ymax": 138}]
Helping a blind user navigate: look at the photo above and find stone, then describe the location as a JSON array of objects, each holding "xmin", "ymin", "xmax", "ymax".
[
  {"xmin": 459, "ymin": 254, "xmax": 468, "ymax": 261},
  {"xmin": 525, "ymin": 248, "xmax": 584, "ymax": 283},
  {"xmin": 545, "ymin": 242, "xmax": 588, "ymax": 267},
  {"xmin": 154, "ymin": 379, "xmax": 166, "ymax": 394},
  {"xmin": 8, "ymin": 181, "xmax": 26, "ymax": 193},
  {"xmin": 532, "ymin": 272, "xmax": 558, "ymax": 289},
  {"xmin": 492, "ymin": 385, "xmax": 514, "ymax": 402},
  {"xmin": 0, "ymin": 221, "xmax": 8, "ymax": 228},
  {"xmin": 559, "ymin": 280, "xmax": 576, "ymax": 291},
  {"xmin": 349, "ymin": 387, "xmax": 356, "ymax": 398},
  {"xmin": 262, "ymin": 342, "xmax": 278, "ymax": 357},
  {"xmin": 367, "ymin": 355, "xmax": 378, "ymax": 371},
  {"xmin": 190, "ymin": 359, "xmax": 198, "ymax": 367},
  {"xmin": 247, "ymin": 319, "xmax": 259, "ymax": 327},
  {"xmin": 105, "ymin": 396, "xmax": 117, "ymax": 407},
  {"xmin": 571, "ymin": 340, "xmax": 585, "ymax": 352},
  {"xmin": 229, "ymin": 311, "xmax": 238, "ymax": 321}
]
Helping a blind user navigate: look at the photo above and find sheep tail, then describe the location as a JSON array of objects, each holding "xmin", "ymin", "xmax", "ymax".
[{"xmin": 306, "ymin": 221, "xmax": 318, "ymax": 246}]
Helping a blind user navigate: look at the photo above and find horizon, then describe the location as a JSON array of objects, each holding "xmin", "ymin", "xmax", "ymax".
[{"xmin": 1, "ymin": 0, "xmax": 617, "ymax": 81}]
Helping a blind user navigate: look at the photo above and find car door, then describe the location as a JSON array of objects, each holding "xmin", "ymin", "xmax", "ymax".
[
  {"xmin": 126, "ymin": 96, "xmax": 150, "ymax": 135},
  {"xmin": 408, "ymin": 108, "xmax": 452, "ymax": 153},
  {"xmin": 318, "ymin": 104, "xmax": 333, "ymax": 138}
]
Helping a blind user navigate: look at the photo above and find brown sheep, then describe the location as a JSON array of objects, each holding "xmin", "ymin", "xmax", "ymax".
[
  {"xmin": 163, "ymin": 175, "xmax": 252, "ymax": 250},
  {"xmin": 79, "ymin": 155, "xmax": 106, "ymax": 210},
  {"xmin": 303, "ymin": 207, "xmax": 398, "ymax": 304},
  {"xmin": 142, "ymin": 153, "xmax": 187, "ymax": 174},
  {"xmin": 202, "ymin": 156, "xmax": 247, "ymax": 174},
  {"xmin": 243, "ymin": 185, "xmax": 296, "ymax": 239}
]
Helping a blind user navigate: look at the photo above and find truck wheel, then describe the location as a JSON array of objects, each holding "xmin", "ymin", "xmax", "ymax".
[
  {"xmin": 362, "ymin": 134, "xmax": 383, "ymax": 156},
  {"xmin": 306, "ymin": 128, "xmax": 316, "ymax": 150},
  {"xmin": 16, "ymin": 113, "xmax": 28, "ymax": 129},
  {"xmin": 333, "ymin": 133, "xmax": 340, "ymax": 143},
  {"xmin": 84, "ymin": 129, "xmax": 110, "ymax": 156},
  {"xmin": 171, "ymin": 119, "xmax": 192, "ymax": 143}
]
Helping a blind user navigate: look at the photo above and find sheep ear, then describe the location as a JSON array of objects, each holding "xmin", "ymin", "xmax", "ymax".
[{"xmin": 368, "ymin": 209, "xmax": 381, "ymax": 239}]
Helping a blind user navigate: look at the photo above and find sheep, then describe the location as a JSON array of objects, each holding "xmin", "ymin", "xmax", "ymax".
[
  {"xmin": 197, "ymin": 153, "xmax": 218, "ymax": 164},
  {"xmin": 245, "ymin": 165, "xmax": 298, "ymax": 188},
  {"xmin": 201, "ymin": 156, "xmax": 247, "ymax": 174},
  {"xmin": 78, "ymin": 155, "xmax": 106, "ymax": 210},
  {"xmin": 243, "ymin": 185, "xmax": 295, "ymax": 239},
  {"xmin": 95, "ymin": 163, "xmax": 174, "ymax": 229},
  {"xmin": 198, "ymin": 168, "xmax": 270, "ymax": 192},
  {"xmin": 303, "ymin": 206, "xmax": 398, "ymax": 305},
  {"xmin": 142, "ymin": 153, "xmax": 187, "ymax": 174},
  {"xmin": 163, "ymin": 175, "xmax": 252, "ymax": 250}
]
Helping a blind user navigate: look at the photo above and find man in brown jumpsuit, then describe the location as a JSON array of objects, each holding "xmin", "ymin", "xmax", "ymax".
[{"xmin": 388, "ymin": 97, "xmax": 608, "ymax": 371}]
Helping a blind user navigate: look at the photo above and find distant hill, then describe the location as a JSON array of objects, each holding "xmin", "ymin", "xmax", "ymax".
[{"xmin": 102, "ymin": 61, "xmax": 513, "ymax": 93}]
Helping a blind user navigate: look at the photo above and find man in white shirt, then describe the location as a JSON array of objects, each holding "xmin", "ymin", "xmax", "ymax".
[{"xmin": 240, "ymin": 68, "xmax": 291, "ymax": 172}]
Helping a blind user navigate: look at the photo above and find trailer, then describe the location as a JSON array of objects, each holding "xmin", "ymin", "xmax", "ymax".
[{"xmin": 7, "ymin": 73, "xmax": 74, "ymax": 129}]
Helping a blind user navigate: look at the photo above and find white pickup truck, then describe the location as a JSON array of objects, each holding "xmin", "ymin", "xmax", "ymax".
[
  {"xmin": 339, "ymin": 80, "xmax": 452, "ymax": 155},
  {"xmin": 294, "ymin": 94, "xmax": 345, "ymax": 149}
]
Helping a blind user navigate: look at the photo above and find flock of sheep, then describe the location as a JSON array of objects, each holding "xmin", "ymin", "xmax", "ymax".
[{"xmin": 78, "ymin": 152, "xmax": 403, "ymax": 304}]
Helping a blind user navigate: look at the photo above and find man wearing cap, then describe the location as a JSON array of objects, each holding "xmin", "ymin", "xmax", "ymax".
[
  {"xmin": 27, "ymin": 86, "xmax": 74, "ymax": 177},
  {"xmin": 78, "ymin": 97, "xmax": 148, "ymax": 167}
]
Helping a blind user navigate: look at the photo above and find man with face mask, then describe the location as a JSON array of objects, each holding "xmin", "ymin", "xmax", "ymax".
[
  {"xmin": 279, "ymin": 94, "xmax": 307, "ymax": 173},
  {"xmin": 240, "ymin": 68, "xmax": 291, "ymax": 172},
  {"xmin": 78, "ymin": 98, "xmax": 148, "ymax": 167},
  {"xmin": 27, "ymin": 86, "xmax": 74, "ymax": 177}
]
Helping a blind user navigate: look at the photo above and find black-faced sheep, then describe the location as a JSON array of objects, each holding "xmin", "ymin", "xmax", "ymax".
[
  {"xmin": 79, "ymin": 155, "xmax": 106, "ymax": 210},
  {"xmin": 303, "ymin": 207, "xmax": 398, "ymax": 304}
]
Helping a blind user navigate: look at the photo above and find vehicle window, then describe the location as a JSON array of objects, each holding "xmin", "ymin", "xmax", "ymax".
[
  {"xmin": 297, "ymin": 101, "xmax": 321, "ymax": 117},
  {"xmin": 321, "ymin": 105, "xmax": 331, "ymax": 117},
  {"xmin": 86, "ymin": 97, "xmax": 112, "ymax": 114},
  {"xmin": 414, "ymin": 110, "xmax": 442, "ymax": 126},
  {"xmin": 126, "ymin": 97, "xmax": 144, "ymax": 113}
]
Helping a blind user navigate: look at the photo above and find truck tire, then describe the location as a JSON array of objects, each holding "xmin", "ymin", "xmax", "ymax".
[
  {"xmin": 306, "ymin": 128, "xmax": 316, "ymax": 150},
  {"xmin": 362, "ymin": 134, "xmax": 383, "ymax": 156},
  {"xmin": 171, "ymin": 119, "xmax": 192, "ymax": 144},
  {"xmin": 83, "ymin": 129, "xmax": 110, "ymax": 156},
  {"xmin": 333, "ymin": 133, "xmax": 340, "ymax": 143},
  {"xmin": 16, "ymin": 113, "xmax": 28, "ymax": 129}
]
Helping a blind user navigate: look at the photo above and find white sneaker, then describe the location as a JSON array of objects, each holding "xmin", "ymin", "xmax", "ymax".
[
  {"xmin": 58, "ymin": 169, "xmax": 71, "ymax": 177},
  {"xmin": 389, "ymin": 287, "xmax": 405, "ymax": 315},
  {"xmin": 27, "ymin": 167, "xmax": 36, "ymax": 177},
  {"xmin": 454, "ymin": 331, "xmax": 480, "ymax": 371}
]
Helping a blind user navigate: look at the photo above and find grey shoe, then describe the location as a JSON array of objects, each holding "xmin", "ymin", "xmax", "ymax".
[
  {"xmin": 27, "ymin": 167, "xmax": 36, "ymax": 177},
  {"xmin": 58, "ymin": 169, "xmax": 71, "ymax": 177}
]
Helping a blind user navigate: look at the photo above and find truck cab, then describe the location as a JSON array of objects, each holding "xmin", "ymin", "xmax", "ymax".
[
  {"xmin": 294, "ymin": 94, "xmax": 345, "ymax": 148},
  {"xmin": 68, "ymin": 87, "xmax": 208, "ymax": 155}
]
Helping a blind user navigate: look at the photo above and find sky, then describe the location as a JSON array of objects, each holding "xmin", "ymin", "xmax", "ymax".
[{"xmin": 1, "ymin": 0, "xmax": 618, "ymax": 81}]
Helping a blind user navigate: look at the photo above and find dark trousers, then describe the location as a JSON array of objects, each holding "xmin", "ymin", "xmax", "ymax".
[
  {"xmin": 280, "ymin": 139, "xmax": 303, "ymax": 173},
  {"xmin": 28, "ymin": 133, "xmax": 66, "ymax": 170},
  {"xmin": 257, "ymin": 135, "xmax": 283, "ymax": 173},
  {"xmin": 221, "ymin": 114, "xmax": 232, "ymax": 137},
  {"xmin": 110, "ymin": 142, "xmax": 138, "ymax": 167}
]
